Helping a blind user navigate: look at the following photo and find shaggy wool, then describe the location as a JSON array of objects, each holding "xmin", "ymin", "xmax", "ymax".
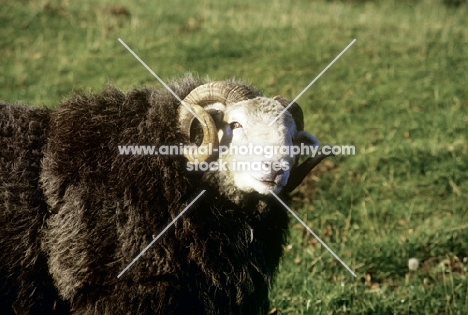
[{"xmin": 0, "ymin": 76, "xmax": 291, "ymax": 314}]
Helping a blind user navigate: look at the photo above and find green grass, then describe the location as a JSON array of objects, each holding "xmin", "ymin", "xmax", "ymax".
[{"xmin": 1, "ymin": 0, "xmax": 467, "ymax": 313}]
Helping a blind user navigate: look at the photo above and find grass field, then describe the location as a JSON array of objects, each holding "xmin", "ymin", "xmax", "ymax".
[{"xmin": 1, "ymin": 0, "xmax": 467, "ymax": 313}]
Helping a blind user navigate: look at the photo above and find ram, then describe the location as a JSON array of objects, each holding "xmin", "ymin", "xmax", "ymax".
[{"xmin": 0, "ymin": 75, "xmax": 328, "ymax": 315}]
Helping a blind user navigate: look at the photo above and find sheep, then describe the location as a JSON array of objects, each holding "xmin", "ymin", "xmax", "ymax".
[{"xmin": 0, "ymin": 75, "xmax": 329, "ymax": 315}]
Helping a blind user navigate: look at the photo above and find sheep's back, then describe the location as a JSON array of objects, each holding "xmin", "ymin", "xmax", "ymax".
[{"xmin": 39, "ymin": 81, "xmax": 211, "ymax": 312}]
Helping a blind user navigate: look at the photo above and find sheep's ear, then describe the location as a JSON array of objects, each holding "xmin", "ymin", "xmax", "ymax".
[
  {"xmin": 284, "ymin": 131, "xmax": 330, "ymax": 193},
  {"xmin": 293, "ymin": 130, "xmax": 320, "ymax": 148}
]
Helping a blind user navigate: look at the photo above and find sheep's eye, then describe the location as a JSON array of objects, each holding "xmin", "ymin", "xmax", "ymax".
[{"xmin": 230, "ymin": 122, "xmax": 242, "ymax": 129}]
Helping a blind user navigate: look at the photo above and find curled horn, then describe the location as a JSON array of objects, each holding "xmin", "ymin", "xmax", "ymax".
[
  {"xmin": 273, "ymin": 96, "xmax": 332, "ymax": 193},
  {"xmin": 179, "ymin": 82, "xmax": 258, "ymax": 163},
  {"xmin": 273, "ymin": 96, "xmax": 304, "ymax": 131}
]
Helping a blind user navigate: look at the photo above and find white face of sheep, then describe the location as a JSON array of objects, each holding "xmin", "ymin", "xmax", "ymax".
[{"xmin": 208, "ymin": 97, "xmax": 319, "ymax": 195}]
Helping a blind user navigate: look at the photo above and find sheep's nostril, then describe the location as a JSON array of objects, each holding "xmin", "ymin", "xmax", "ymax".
[{"xmin": 260, "ymin": 159, "xmax": 285, "ymax": 180}]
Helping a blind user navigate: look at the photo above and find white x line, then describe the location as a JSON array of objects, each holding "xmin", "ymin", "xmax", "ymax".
[
  {"xmin": 269, "ymin": 39, "xmax": 356, "ymax": 126},
  {"xmin": 118, "ymin": 38, "xmax": 207, "ymax": 126},
  {"xmin": 117, "ymin": 190, "xmax": 206, "ymax": 278},
  {"xmin": 116, "ymin": 37, "xmax": 357, "ymax": 279},
  {"xmin": 269, "ymin": 190, "xmax": 357, "ymax": 277}
]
